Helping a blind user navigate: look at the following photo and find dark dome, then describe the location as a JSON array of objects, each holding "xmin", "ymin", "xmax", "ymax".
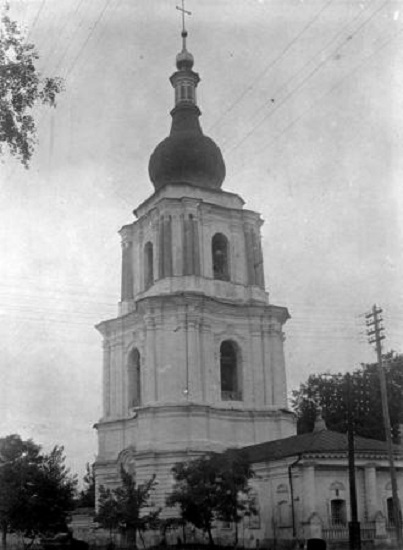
[
  {"xmin": 149, "ymin": 105, "xmax": 226, "ymax": 191},
  {"xmin": 176, "ymin": 49, "xmax": 194, "ymax": 70}
]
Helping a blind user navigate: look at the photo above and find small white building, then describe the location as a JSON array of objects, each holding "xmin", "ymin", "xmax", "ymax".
[{"xmin": 239, "ymin": 419, "xmax": 403, "ymax": 549}]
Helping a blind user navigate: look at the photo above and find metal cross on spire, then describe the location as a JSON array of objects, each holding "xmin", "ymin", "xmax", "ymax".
[{"xmin": 176, "ymin": 0, "xmax": 191, "ymax": 46}]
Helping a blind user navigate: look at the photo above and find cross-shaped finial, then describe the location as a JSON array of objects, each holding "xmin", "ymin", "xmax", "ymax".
[{"xmin": 176, "ymin": 0, "xmax": 191, "ymax": 35}]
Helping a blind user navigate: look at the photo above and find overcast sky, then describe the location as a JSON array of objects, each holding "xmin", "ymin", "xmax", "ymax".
[{"xmin": 1, "ymin": 0, "xmax": 402, "ymax": 480}]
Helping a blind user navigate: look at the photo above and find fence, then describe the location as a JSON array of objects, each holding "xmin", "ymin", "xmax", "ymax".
[{"xmin": 322, "ymin": 522, "xmax": 375, "ymax": 542}]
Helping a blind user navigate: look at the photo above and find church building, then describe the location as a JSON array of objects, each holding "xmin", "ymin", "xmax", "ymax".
[
  {"xmin": 90, "ymin": 13, "xmax": 403, "ymax": 550},
  {"xmin": 94, "ymin": 20, "xmax": 295, "ymax": 508}
]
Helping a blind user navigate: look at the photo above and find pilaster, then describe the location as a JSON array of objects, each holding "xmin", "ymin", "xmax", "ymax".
[
  {"xmin": 103, "ymin": 341, "xmax": 111, "ymax": 418},
  {"xmin": 364, "ymin": 463, "xmax": 378, "ymax": 520},
  {"xmin": 303, "ymin": 462, "xmax": 317, "ymax": 520},
  {"xmin": 144, "ymin": 313, "xmax": 157, "ymax": 403},
  {"xmin": 268, "ymin": 319, "xmax": 287, "ymax": 408}
]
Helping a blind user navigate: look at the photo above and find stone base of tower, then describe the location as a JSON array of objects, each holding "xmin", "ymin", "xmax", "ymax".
[{"xmin": 94, "ymin": 402, "xmax": 295, "ymax": 509}]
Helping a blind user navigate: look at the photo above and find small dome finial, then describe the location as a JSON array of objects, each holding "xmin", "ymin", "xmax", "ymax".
[
  {"xmin": 313, "ymin": 405, "xmax": 327, "ymax": 432},
  {"xmin": 176, "ymin": 1, "xmax": 191, "ymax": 53},
  {"xmin": 175, "ymin": 1, "xmax": 194, "ymax": 70}
]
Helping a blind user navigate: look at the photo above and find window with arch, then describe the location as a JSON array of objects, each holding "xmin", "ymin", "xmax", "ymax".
[
  {"xmin": 387, "ymin": 497, "xmax": 402, "ymax": 526},
  {"xmin": 144, "ymin": 241, "xmax": 154, "ymax": 289},
  {"xmin": 278, "ymin": 501, "xmax": 291, "ymax": 527},
  {"xmin": 248, "ymin": 490, "xmax": 261, "ymax": 529},
  {"xmin": 331, "ymin": 499, "xmax": 347, "ymax": 525},
  {"xmin": 212, "ymin": 233, "xmax": 230, "ymax": 281},
  {"xmin": 220, "ymin": 340, "xmax": 242, "ymax": 401},
  {"xmin": 127, "ymin": 348, "xmax": 141, "ymax": 408}
]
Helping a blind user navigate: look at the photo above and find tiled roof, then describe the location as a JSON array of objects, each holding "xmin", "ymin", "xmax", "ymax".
[{"xmin": 242, "ymin": 429, "xmax": 403, "ymax": 463}]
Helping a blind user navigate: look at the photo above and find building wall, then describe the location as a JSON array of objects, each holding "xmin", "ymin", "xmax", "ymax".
[
  {"xmin": 248, "ymin": 454, "xmax": 403, "ymax": 546},
  {"xmin": 95, "ymin": 184, "xmax": 294, "ymax": 512}
]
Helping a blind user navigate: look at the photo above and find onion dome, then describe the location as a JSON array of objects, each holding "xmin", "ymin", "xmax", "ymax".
[
  {"xmin": 148, "ymin": 31, "xmax": 226, "ymax": 191},
  {"xmin": 176, "ymin": 32, "xmax": 194, "ymax": 70}
]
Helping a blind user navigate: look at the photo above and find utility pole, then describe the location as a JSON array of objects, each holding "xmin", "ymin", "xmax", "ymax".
[
  {"xmin": 346, "ymin": 373, "xmax": 361, "ymax": 550},
  {"xmin": 366, "ymin": 305, "xmax": 402, "ymax": 546}
]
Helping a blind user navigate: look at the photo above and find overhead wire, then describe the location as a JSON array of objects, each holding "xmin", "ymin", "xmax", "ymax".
[
  {"xmin": 25, "ymin": 0, "xmax": 46, "ymax": 43},
  {"xmin": 226, "ymin": 0, "xmax": 390, "ymax": 154},
  {"xmin": 37, "ymin": 0, "xmax": 88, "ymax": 76},
  {"xmin": 64, "ymin": 0, "xmax": 116, "ymax": 79},
  {"xmin": 241, "ymin": 0, "xmax": 379, "ymax": 134},
  {"xmin": 45, "ymin": 0, "xmax": 97, "ymax": 77},
  {"xmin": 207, "ymin": 0, "xmax": 335, "ymax": 133},
  {"xmin": 252, "ymin": 27, "xmax": 403, "ymax": 157}
]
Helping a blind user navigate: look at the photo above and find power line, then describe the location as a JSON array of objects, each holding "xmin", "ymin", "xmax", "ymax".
[
  {"xmin": 226, "ymin": 0, "xmax": 389, "ymax": 154},
  {"xmin": 64, "ymin": 0, "xmax": 116, "ymax": 79},
  {"xmin": 38, "ymin": 0, "xmax": 87, "ymax": 76},
  {"xmin": 207, "ymin": 0, "xmax": 335, "ymax": 133},
  {"xmin": 243, "ymin": 0, "xmax": 379, "ymax": 135},
  {"xmin": 252, "ymin": 27, "xmax": 402, "ymax": 157},
  {"xmin": 25, "ymin": 0, "xmax": 46, "ymax": 43},
  {"xmin": 44, "ymin": 0, "xmax": 96, "ymax": 77}
]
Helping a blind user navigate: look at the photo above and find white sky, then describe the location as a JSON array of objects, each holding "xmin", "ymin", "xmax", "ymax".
[{"xmin": 1, "ymin": 0, "xmax": 402, "ymax": 481}]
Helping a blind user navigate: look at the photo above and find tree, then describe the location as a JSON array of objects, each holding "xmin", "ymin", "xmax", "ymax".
[
  {"xmin": 77, "ymin": 463, "xmax": 95, "ymax": 508},
  {"xmin": 95, "ymin": 467, "xmax": 160, "ymax": 548},
  {"xmin": 94, "ymin": 486, "xmax": 120, "ymax": 544},
  {"xmin": 0, "ymin": 435, "xmax": 42, "ymax": 548},
  {"xmin": 291, "ymin": 352, "xmax": 403, "ymax": 441},
  {"xmin": 212, "ymin": 450, "xmax": 256, "ymax": 546},
  {"xmin": 0, "ymin": 435, "xmax": 77, "ymax": 549},
  {"xmin": 167, "ymin": 450, "xmax": 255, "ymax": 546},
  {"xmin": 166, "ymin": 456, "xmax": 218, "ymax": 545},
  {"xmin": 0, "ymin": 4, "xmax": 63, "ymax": 167}
]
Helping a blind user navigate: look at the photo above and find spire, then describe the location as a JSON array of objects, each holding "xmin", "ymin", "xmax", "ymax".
[
  {"xmin": 172, "ymin": 1, "xmax": 198, "ymax": 103},
  {"xmin": 176, "ymin": 0, "xmax": 191, "ymax": 48},
  {"xmin": 148, "ymin": 2, "xmax": 226, "ymax": 191}
]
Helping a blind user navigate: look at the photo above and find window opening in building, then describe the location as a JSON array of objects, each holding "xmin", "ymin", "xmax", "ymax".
[
  {"xmin": 220, "ymin": 340, "xmax": 241, "ymax": 400},
  {"xmin": 387, "ymin": 497, "xmax": 402, "ymax": 526},
  {"xmin": 212, "ymin": 233, "xmax": 230, "ymax": 281},
  {"xmin": 144, "ymin": 241, "xmax": 154, "ymax": 289},
  {"xmin": 278, "ymin": 501, "xmax": 291, "ymax": 527},
  {"xmin": 127, "ymin": 348, "xmax": 141, "ymax": 408},
  {"xmin": 249, "ymin": 491, "xmax": 261, "ymax": 529},
  {"xmin": 331, "ymin": 499, "xmax": 347, "ymax": 525}
]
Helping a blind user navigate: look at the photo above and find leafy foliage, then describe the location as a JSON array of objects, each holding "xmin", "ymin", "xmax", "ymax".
[
  {"xmin": 95, "ymin": 467, "xmax": 160, "ymax": 547},
  {"xmin": 0, "ymin": 4, "xmax": 63, "ymax": 167},
  {"xmin": 95, "ymin": 486, "xmax": 120, "ymax": 541},
  {"xmin": 212, "ymin": 450, "xmax": 256, "ymax": 543},
  {"xmin": 77, "ymin": 463, "xmax": 95, "ymax": 508},
  {"xmin": 0, "ymin": 435, "xmax": 77, "ymax": 547},
  {"xmin": 167, "ymin": 450, "xmax": 255, "ymax": 545},
  {"xmin": 291, "ymin": 353, "xmax": 403, "ymax": 441}
]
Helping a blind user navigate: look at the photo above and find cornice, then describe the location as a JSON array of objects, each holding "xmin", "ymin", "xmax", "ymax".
[{"xmin": 95, "ymin": 402, "xmax": 295, "ymax": 429}]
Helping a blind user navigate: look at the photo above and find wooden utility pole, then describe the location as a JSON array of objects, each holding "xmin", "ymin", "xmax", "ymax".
[{"xmin": 366, "ymin": 305, "xmax": 402, "ymax": 546}]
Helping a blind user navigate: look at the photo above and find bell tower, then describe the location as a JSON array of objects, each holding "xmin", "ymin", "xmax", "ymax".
[{"xmin": 95, "ymin": 12, "xmax": 294, "ymax": 506}]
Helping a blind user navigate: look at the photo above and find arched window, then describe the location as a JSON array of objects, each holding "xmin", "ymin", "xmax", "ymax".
[
  {"xmin": 127, "ymin": 348, "xmax": 141, "ymax": 408},
  {"xmin": 331, "ymin": 499, "xmax": 347, "ymax": 525},
  {"xmin": 220, "ymin": 340, "xmax": 241, "ymax": 400},
  {"xmin": 387, "ymin": 497, "xmax": 402, "ymax": 526},
  {"xmin": 278, "ymin": 501, "xmax": 291, "ymax": 527},
  {"xmin": 248, "ymin": 490, "xmax": 261, "ymax": 529},
  {"xmin": 144, "ymin": 242, "xmax": 154, "ymax": 289},
  {"xmin": 212, "ymin": 233, "xmax": 230, "ymax": 281}
]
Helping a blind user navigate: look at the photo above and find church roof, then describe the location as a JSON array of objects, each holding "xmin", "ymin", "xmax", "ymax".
[
  {"xmin": 242, "ymin": 428, "xmax": 403, "ymax": 463},
  {"xmin": 148, "ymin": 18, "xmax": 226, "ymax": 191}
]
